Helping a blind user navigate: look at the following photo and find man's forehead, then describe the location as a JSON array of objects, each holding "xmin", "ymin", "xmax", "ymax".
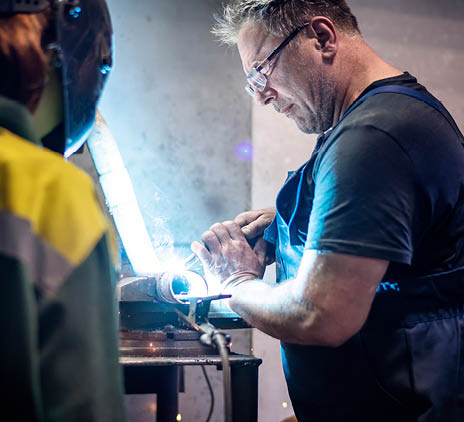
[{"xmin": 237, "ymin": 23, "xmax": 278, "ymax": 74}]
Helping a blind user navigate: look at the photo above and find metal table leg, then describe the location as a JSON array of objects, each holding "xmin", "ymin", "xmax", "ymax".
[
  {"xmin": 231, "ymin": 360, "xmax": 259, "ymax": 422},
  {"xmin": 123, "ymin": 364, "xmax": 179, "ymax": 421}
]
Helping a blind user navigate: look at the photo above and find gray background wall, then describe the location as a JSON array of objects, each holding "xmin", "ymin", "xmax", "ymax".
[
  {"xmin": 72, "ymin": 0, "xmax": 464, "ymax": 421},
  {"xmin": 101, "ymin": 0, "xmax": 251, "ymax": 263}
]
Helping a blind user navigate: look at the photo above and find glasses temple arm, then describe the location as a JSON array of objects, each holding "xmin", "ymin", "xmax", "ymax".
[{"xmin": 261, "ymin": 22, "xmax": 310, "ymax": 69}]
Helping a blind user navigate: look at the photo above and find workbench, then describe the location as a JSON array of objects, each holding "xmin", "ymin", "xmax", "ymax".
[{"xmin": 121, "ymin": 353, "xmax": 262, "ymax": 422}]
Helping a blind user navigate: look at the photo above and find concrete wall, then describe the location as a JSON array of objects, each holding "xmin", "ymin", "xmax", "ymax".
[
  {"xmin": 101, "ymin": 0, "xmax": 251, "ymax": 262},
  {"xmin": 251, "ymin": 1, "xmax": 464, "ymax": 421}
]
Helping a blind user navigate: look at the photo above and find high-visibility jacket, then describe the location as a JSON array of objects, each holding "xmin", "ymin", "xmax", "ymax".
[{"xmin": 0, "ymin": 96, "xmax": 125, "ymax": 421}]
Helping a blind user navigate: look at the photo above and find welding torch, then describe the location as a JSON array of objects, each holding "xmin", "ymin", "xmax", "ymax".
[{"xmin": 154, "ymin": 231, "xmax": 263, "ymax": 304}]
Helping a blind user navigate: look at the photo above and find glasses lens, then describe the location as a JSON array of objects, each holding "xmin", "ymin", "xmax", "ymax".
[
  {"xmin": 247, "ymin": 67, "xmax": 267, "ymax": 92},
  {"xmin": 245, "ymin": 84, "xmax": 255, "ymax": 97}
]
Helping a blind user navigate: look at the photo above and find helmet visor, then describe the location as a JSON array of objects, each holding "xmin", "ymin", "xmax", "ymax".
[{"xmin": 56, "ymin": 0, "xmax": 113, "ymax": 157}]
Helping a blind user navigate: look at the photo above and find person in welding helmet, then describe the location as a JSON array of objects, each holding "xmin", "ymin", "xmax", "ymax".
[
  {"xmin": 0, "ymin": 1, "xmax": 125, "ymax": 420},
  {"xmin": 192, "ymin": 1, "xmax": 464, "ymax": 421}
]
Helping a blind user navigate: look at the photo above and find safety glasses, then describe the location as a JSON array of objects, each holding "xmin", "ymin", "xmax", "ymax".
[{"xmin": 245, "ymin": 23, "xmax": 309, "ymax": 97}]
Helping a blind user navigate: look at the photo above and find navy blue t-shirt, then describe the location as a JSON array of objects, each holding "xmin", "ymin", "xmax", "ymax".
[
  {"xmin": 271, "ymin": 73, "xmax": 464, "ymax": 422},
  {"xmin": 303, "ymin": 73, "xmax": 464, "ymax": 281}
]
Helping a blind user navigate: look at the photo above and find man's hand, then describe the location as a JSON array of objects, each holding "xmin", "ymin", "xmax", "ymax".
[
  {"xmin": 234, "ymin": 208, "xmax": 276, "ymax": 265},
  {"xmin": 191, "ymin": 221, "xmax": 266, "ymax": 293},
  {"xmin": 234, "ymin": 208, "xmax": 276, "ymax": 239}
]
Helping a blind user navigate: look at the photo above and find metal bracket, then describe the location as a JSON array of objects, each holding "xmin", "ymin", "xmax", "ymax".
[{"xmin": 175, "ymin": 295, "xmax": 232, "ymax": 347}]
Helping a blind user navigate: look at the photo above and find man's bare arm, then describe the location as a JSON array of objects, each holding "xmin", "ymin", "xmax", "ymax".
[
  {"xmin": 228, "ymin": 250, "xmax": 388, "ymax": 346},
  {"xmin": 192, "ymin": 221, "xmax": 388, "ymax": 347}
]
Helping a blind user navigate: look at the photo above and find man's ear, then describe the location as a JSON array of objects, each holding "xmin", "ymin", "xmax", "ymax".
[{"xmin": 306, "ymin": 17, "xmax": 338, "ymax": 60}]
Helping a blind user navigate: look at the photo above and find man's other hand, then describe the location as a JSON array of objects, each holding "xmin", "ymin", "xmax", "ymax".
[
  {"xmin": 234, "ymin": 208, "xmax": 276, "ymax": 239},
  {"xmin": 234, "ymin": 208, "xmax": 276, "ymax": 265}
]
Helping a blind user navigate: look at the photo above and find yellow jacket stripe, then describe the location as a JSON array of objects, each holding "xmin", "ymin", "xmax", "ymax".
[{"xmin": 0, "ymin": 128, "xmax": 114, "ymax": 288}]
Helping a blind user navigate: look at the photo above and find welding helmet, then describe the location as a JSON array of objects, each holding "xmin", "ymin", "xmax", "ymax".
[{"xmin": 0, "ymin": 0, "xmax": 113, "ymax": 158}]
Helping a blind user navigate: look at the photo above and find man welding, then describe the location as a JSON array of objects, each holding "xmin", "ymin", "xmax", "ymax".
[
  {"xmin": 191, "ymin": 1, "xmax": 464, "ymax": 421},
  {"xmin": 0, "ymin": 0, "xmax": 125, "ymax": 420}
]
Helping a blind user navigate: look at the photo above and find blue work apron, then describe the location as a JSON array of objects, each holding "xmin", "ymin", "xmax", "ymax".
[{"xmin": 264, "ymin": 86, "xmax": 464, "ymax": 421}]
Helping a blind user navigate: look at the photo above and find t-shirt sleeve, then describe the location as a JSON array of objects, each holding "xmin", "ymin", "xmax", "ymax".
[{"xmin": 305, "ymin": 124, "xmax": 418, "ymax": 264}]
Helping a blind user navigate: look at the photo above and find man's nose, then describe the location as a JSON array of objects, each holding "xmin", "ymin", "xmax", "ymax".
[{"xmin": 254, "ymin": 86, "xmax": 277, "ymax": 106}]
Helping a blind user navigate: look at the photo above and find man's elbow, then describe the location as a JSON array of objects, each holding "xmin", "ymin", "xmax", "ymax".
[
  {"xmin": 303, "ymin": 328, "xmax": 355, "ymax": 348},
  {"xmin": 298, "ymin": 310, "xmax": 363, "ymax": 348},
  {"xmin": 322, "ymin": 328, "xmax": 355, "ymax": 348}
]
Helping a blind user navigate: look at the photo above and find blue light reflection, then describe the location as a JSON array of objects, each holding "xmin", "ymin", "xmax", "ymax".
[{"xmin": 235, "ymin": 141, "xmax": 254, "ymax": 161}]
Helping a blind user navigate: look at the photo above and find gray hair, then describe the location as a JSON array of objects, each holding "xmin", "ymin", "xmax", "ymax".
[{"xmin": 212, "ymin": 0, "xmax": 360, "ymax": 45}]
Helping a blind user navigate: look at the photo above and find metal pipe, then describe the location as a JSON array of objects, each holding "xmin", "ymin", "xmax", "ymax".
[{"xmin": 153, "ymin": 271, "xmax": 208, "ymax": 304}]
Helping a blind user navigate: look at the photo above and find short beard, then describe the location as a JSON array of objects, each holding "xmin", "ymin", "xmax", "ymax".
[{"xmin": 296, "ymin": 72, "xmax": 337, "ymax": 135}]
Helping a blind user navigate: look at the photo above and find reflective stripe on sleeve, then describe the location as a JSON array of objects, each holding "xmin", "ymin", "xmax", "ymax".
[{"xmin": 0, "ymin": 210, "xmax": 74, "ymax": 295}]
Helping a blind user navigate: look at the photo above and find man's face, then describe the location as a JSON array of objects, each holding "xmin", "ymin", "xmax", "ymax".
[{"xmin": 238, "ymin": 23, "xmax": 337, "ymax": 134}]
